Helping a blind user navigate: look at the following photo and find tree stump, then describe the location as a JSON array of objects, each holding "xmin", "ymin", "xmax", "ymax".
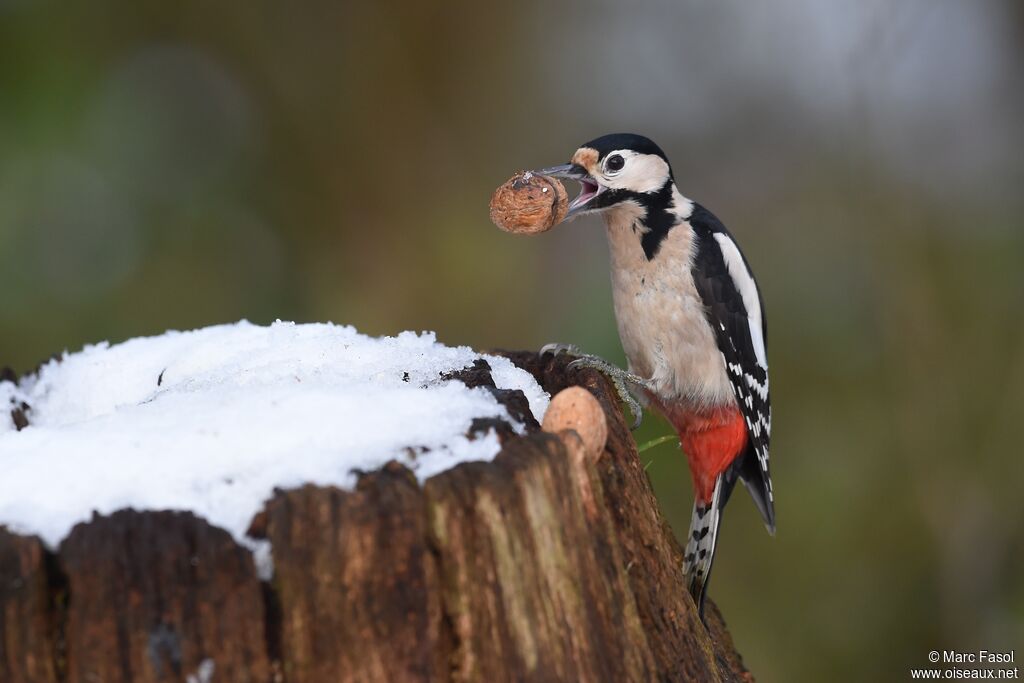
[{"xmin": 0, "ymin": 352, "xmax": 753, "ymax": 682}]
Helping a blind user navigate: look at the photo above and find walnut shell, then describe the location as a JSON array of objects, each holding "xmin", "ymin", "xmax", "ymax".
[
  {"xmin": 489, "ymin": 172, "xmax": 569, "ymax": 235},
  {"xmin": 541, "ymin": 386, "xmax": 608, "ymax": 460}
]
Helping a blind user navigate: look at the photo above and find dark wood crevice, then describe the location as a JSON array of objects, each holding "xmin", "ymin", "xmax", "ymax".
[
  {"xmin": 260, "ymin": 579, "xmax": 285, "ymax": 682},
  {"xmin": 42, "ymin": 548, "xmax": 69, "ymax": 682}
]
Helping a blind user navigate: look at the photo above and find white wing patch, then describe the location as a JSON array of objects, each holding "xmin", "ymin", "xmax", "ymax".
[{"xmin": 713, "ymin": 232, "xmax": 767, "ymax": 369}]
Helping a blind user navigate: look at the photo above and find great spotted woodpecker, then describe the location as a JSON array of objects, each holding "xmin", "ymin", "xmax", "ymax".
[{"xmin": 535, "ymin": 133, "xmax": 775, "ymax": 616}]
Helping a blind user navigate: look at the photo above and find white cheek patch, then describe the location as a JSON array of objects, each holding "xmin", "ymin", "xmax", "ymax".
[
  {"xmin": 713, "ymin": 232, "xmax": 768, "ymax": 369},
  {"xmin": 604, "ymin": 152, "xmax": 670, "ymax": 194}
]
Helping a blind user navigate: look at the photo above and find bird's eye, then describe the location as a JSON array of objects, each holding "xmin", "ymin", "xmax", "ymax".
[{"xmin": 605, "ymin": 154, "xmax": 625, "ymax": 173}]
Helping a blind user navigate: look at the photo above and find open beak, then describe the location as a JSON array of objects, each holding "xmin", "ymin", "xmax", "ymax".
[{"xmin": 532, "ymin": 163, "xmax": 605, "ymax": 218}]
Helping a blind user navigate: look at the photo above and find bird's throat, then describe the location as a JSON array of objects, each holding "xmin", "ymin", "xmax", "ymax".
[{"xmin": 602, "ymin": 181, "xmax": 681, "ymax": 261}]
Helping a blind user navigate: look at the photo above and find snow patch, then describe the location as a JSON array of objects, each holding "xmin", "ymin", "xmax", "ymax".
[{"xmin": 0, "ymin": 321, "xmax": 549, "ymax": 552}]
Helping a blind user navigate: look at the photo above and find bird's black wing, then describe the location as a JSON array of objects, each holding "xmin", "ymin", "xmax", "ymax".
[{"xmin": 688, "ymin": 203, "xmax": 775, "ymax": 532}]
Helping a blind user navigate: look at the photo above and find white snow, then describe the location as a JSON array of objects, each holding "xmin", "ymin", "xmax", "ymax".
[{"xmin": 0, "ymin": 321, "xmax": 549, "ymax": 555}]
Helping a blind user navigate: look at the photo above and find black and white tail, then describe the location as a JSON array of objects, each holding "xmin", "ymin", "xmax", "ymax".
[{"xmin": 683, "ymin": 475, "xmax": 726, "ymax": 618}]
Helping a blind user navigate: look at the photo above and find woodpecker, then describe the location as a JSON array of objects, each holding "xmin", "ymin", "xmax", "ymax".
[{"xmin": 534, "ymin": 133, "xmax": 775, "ymax": 616}]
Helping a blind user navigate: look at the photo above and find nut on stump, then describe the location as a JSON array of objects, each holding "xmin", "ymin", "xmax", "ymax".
[
  {"xmin": 542, "ymin": 386, "xmax": 608, "ymax": 460},
  {"xmin": 489, "ymin": 172, "xmax": 568, "ymax": 234}
]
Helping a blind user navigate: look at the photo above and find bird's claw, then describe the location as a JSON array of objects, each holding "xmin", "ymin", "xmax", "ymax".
[
  {"xmin": 539, "ymin": 344, "xmax": 645, "ymax": 430},
  {"xmin": 539, "ymin": 342, "xmax": 582, "ymax": 357},
  {"xmin": 566, "ymin": 355, "xmax": 645, "ymax": 430}
]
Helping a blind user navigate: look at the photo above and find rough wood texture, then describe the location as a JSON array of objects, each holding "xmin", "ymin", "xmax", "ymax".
[
  {"xmin": 59, "ymin": 510, "xmax": 270, "ymax": 683},
  {"xmin": 426, "ymin": 432, "xmax": 658, "ymax": 681},
  {"xmin": 0, "ymin": 529, "xmax": 59, "ymax": 683},
  {"xmin": 0, "ymin": 352, "xmax": 753, "ymax": 682},
  {"xmin": 259, "ymin": 467, "xmax": 446, "ymax": 682}
]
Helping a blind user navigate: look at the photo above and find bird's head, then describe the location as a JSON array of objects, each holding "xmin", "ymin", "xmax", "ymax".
[{"xmin": 534, "ymin": 133, "xmax": 676, "ymax": 220}]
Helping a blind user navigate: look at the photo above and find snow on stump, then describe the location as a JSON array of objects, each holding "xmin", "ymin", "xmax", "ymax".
[{"xmin": 0, "ymin": 322, "xmax": 752, "ymax": 682}]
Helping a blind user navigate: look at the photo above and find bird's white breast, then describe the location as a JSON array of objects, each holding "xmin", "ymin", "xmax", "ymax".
[{"xmin": 603, "ymin": 204, "xmax": 734, "ymax": 409}]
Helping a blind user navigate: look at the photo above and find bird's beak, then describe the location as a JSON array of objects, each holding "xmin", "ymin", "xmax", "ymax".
[{"xmin": 532, "ymin": 163, "xmax": 605, "ymax": 218}]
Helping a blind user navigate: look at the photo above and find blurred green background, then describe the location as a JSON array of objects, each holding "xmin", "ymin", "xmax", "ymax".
[{"xmin": 1, "ymin": 1, "xmax": 1022, "ymax": 680}]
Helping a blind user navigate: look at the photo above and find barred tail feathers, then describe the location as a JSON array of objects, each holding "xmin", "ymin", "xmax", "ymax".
[{"xmin": 683, "ymin": 475, "xmax": 725, "ymax": 617}]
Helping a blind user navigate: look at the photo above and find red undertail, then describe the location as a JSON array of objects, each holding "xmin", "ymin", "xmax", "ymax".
[{"xmin": 661, "ymin": 403, "xmax": 748, "ymax": 503}]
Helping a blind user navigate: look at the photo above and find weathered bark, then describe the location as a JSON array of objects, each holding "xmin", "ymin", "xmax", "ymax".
[
  {"xmin": 0, "ymin": 529, "xmax": 60, "ymax": 683},
  {"xmin": 257, "ymin": 470, "xmax": 446, "ymax": 683},
  {"xmin": 0, "ymin": 353, "xmax": 753, "ymax": 682},
  {"xmin": 59, "ymin": 511, "xmax": 270, "ymax": 683}
]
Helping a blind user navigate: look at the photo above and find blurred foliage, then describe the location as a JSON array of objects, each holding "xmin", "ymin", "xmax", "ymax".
[{"xmin": 1, "ymin": 1, "xmax": 1022, "ymax": 680}]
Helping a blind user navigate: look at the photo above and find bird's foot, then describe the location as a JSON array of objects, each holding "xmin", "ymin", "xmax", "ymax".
[
  {"xmin": 539, "ymin": 342, "xmax": 582, "ymax": 357},
  {"xmin": 539, "ymin": 343, "xmax": 647, "ymax": 429},
  {"xmin": 566, "ymin": 355, "xmax": 646, "ymax": 430}
]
